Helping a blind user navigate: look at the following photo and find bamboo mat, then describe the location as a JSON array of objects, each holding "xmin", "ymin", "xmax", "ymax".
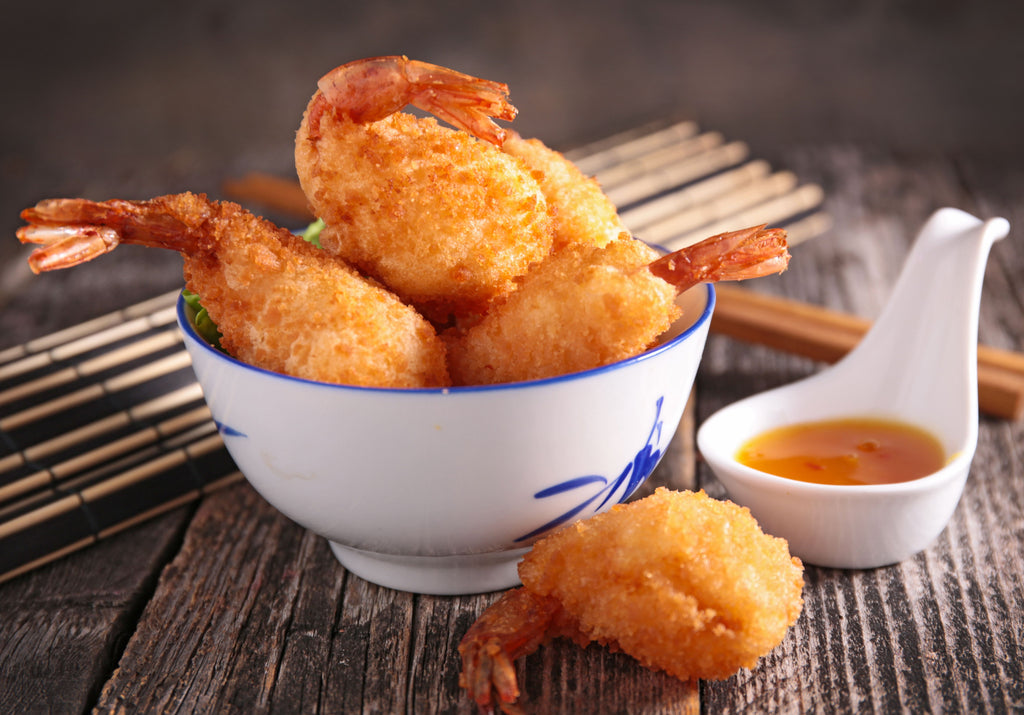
[{"xmin": 0, "ymin": 119, "xmax": 828, "ymax": 583}]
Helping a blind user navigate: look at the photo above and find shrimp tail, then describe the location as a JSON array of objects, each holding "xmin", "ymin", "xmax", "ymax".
[
  {"xmin": 647, "ymin": 224, "xmax": 790, "ymax": 293},
  {"xmin": 316, "ymin": 55, "xmax": 517, "ymax": 146},
  {"xmin": 17, "ymin": 197, "xmax": 197, "ymax": 274},
  {"xmin": 458, "ymin": 588, "xmax": 565, "ymax": 713}
]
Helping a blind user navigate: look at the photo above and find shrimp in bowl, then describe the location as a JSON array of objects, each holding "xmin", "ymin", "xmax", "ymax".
[
  {"xmin": 16, "ymin": 192, "xmax": 450, "ymax": 388},
  {"xmin": 295, "ymin": 55, "xmax": 555, "ymax": 323}
]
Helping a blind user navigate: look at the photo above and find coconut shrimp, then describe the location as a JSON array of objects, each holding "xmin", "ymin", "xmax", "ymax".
[
  {"xmin": 459, "ymin": 488, "xmax": 804, "ymax": 713},
  {"xmin": 445, "ymin": 225, "xmax": 789, "ymax": 385},
  {"xmin": 295, "ymin": 56, "xmax": 555, "ymax": 323},
  {"xmin": 501, "ymin": 132, "xmax": 628, "ymax": 251},
  {"xmin": 17, "ymin": 193, "xmax": 450, "ymax": 388}
]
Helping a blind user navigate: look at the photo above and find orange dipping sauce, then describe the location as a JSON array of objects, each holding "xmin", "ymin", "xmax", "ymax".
[{"xmin": 736, "ymin": 417, "xmax": 946, "ymax": 486}]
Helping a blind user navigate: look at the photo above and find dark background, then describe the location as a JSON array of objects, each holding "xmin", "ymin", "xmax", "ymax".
[{"xmin": 2, "ymin": 0, "xmax": 1021, "ymax": 332}]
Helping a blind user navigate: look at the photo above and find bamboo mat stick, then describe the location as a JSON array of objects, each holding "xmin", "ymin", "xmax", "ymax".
[
  {"xmin": 712, "ymin": 285, "xmax": 1024, "ymax": 420},
  {"xmin": 566, "ymin": 119, "xmax": 699, "ymax": 174},
  {"xmin": 594, "ymin": 131, "xmax": 726, "ymax": 189},
  {"xmin": 604, "ymin": 141, "xmax": 750, "ymax": 208},
  {"xmin": 634, "ymin": 170, "xmax": 800, "ymax": 246},
  {"xmin": 619, "ymin": 159, "xmax": 771, "ymax": 232},
  {"xmin": 0, "ymin": 329, "xmax": 183, "ymax": 408},
  {"xmin": 0, "ymin": 290, "xmax": 180, "ymax": 366},
  {"xmin": 0, "ymin": 405, "xmax": 213, "ymax": 504},
  {"xmin": 661, "ymin": 184, "xmax": 827, "ymax": 250},
  {"xmin": 0, "ymin": 306, "xmax": 178, "ymax": 383},
  {"xmin": 0, "ymin": 420, "xmax": 219, "ymax": 522},
  {"xmin": 0, "ymin": 383, "xmax": 205, "ymax": 477},
  {"xmin": 0, "ymin": 452, "xmax": 242, "ymax": 585},
  {"xmin": 0, "ymin": 351, "xmax": 193, "ymax": 432}
]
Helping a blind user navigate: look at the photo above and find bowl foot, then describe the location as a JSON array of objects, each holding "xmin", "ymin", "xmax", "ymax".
[{"xmin": 327, "ymin": 541, "xmax": 527, "ymax": 595}]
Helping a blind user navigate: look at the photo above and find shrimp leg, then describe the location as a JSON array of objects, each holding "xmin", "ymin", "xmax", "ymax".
[
  {"xmin": 17, "ymin": 193, "xmax": 451, "ymax": 388},
  {"xmin": 459, "ymin": 588, "xmax": 588, "ymax": 714}
]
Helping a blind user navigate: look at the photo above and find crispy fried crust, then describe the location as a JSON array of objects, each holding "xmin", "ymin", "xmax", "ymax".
[
  {"xmin": 172, "ymin": 194, "xmax": 450, "ymax": 388},
  {"xmin": 502, "ymin": 134, "xmax": 627, "ymax": 251},
  {"xmin": 518, "ymin": 488, "xmax": 804, "ymax": 680},
  {"xmin": 445, "ymin": 237, "xmax": 680, "ymax": 384},
  {"xmin": 296, "ymin": 104, "xmax": 554, "ymax": 320}
]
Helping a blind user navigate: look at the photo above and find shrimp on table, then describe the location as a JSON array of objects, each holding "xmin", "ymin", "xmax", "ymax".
[
  {"xmin": 459, "ymin": 488, "xmax": 805, "ymax": 714},
  {"xmin": 17, "ymin": 192, "xmax": 450, "ymax": 388},
  {"xmin": 295, "ymin": 56, "xmax": 555, "ymax": 323},
  {"xmin": 445, "ymin": 225, "xmax": 789, "ymax": 385}
]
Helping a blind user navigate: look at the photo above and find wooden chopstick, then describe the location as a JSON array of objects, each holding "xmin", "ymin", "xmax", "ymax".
[
  {"xmin": 712, "ymin": 284, "xmax": 1024, "ymax": 420},
  {"xmin": 222, "ymin": 173, "xmax": 313, "ymax": 222}
]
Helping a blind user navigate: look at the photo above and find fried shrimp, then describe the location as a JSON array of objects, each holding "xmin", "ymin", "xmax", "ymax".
[
  {"xmin": 446, "ymin": 225, "xmax": 789, "ymax": 385},
  {"xmin": 502, "ymin": 132, "xmax": 628, "ymax": 251},
  {"xmin": 295, "ymin": 56, "xmax": 555, "ymax": 322},
  {"xmin": 17, "ymin": 193, "xmax": 450, "ymax": 388},
  {"xmin": 459, "ymin": 488, "xmax": 805, "ymax": 713}
]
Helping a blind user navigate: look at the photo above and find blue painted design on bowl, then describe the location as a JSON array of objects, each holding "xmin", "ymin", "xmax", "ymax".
[
  {"xmin": 214, "ymin": 419, "xmax": 248, "ymax": 438},
  {"xmin": 515, "ymin": 396, "xmax": 666, "ymax": 542}
]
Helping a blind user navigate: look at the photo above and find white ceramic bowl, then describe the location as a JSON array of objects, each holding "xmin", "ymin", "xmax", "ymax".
[{"xmin": 177, "ymin": 284, "xmax": 714, "ymax": 594}]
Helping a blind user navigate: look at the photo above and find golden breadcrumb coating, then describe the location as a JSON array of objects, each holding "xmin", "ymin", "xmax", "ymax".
[
  {"xmin": 518, "ymin": 488, "xmax": 804, "ymax": 680},
  {"xmin": 18, "ymin": 192, "xmax": 450, "ymax": 388},
  {"xmin": 173, "ymin": 195, "xmax": 450, "ymax": 388},
  {"xmin": 296, "ymin": 103, "xmax": 554, "ymax": 321},
  {"xmin": 502, "ymin": 133, "xmax": 628, "ymax": 250},
  {"xmin": 445, "ymin": 236, "xmax": 680, "ymax": 384}
]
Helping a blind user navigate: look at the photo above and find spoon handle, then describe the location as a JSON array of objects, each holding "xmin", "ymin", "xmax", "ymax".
[{"xmin": 711, "ymin": 284, "xmax": 1024, "ymax": 421}]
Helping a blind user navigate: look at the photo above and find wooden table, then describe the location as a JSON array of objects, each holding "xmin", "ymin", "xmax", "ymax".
[{"xmin": 1, "ymin": 120, "xmax": 1022, "ymax": 714}]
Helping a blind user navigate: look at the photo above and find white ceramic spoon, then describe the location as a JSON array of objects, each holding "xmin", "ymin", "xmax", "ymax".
[{"xmin": 697, "ymin": 208, "xmax": 1010, "ymax": 569}]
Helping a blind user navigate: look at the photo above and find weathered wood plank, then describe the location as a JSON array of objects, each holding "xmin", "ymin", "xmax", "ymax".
[{"xmin": 0, "ymin": 509, "xmax": 192, "ymax": 714}]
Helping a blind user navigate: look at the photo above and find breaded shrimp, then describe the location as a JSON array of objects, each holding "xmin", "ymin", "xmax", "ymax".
[
  {"xmin": 446, "ymin": 225, "xmax": 789, "ymax": 385},
  {"xmin": 295, "ymin": 56, "xmax": 555, "ymax": 322},
  {"xmin": 17, "ymin": 193, "xmax": 450, "ymax": 388},
  {"xmin": 502, "ymin": 132, "xmax": 628, "ymax": 251},
  {"xmin": 459, "ymin": 488, "xmax": 805, "ymax": 713}
]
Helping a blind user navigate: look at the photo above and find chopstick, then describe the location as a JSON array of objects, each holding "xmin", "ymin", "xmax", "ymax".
[
  {"xmin": 222, "ymin": 173, "xmax": 313, "ymax": 222},
  {"xmin": 712, "ymin": 284, "xmax": 1024, "ymax": 420}
]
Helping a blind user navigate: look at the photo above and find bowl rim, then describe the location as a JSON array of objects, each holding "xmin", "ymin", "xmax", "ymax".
[{"xmin": 176, "ymin": 283, "xmax": 716, "ymax": 395}]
